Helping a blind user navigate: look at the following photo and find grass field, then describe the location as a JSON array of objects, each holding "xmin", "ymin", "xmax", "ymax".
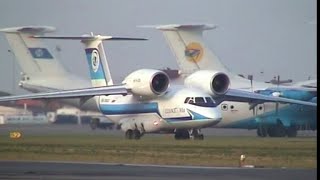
[{"xmin": 0, "ymin": 134, "xmax": 316, "ymax": 168}]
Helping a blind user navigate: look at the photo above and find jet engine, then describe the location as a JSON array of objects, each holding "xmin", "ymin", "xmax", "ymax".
[
  {"xmin": 184, "ymin": 70, "xmax": 230, "ymax": 97},
  {"xmin": 123, "ymin": 69, "xmax": 170, "ymax": 97}
]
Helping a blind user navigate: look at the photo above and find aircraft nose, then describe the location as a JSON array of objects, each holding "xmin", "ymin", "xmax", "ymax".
[{"xmin": 207, "ymin": 107, "xmax": 222, "ymax": 125}]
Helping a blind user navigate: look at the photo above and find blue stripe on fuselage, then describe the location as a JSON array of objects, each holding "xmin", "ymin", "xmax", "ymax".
[
  {"xmin": 99, "ymin": 102, "xmax": 159, "ymax": 115},
  {"xmin": 164, "ymin": 110, "xmax": 210, "ymax": 122},
  {"xmin": 187, "ymin": 109, "xmax": 210, "ymax": 119},
  {"xmin": 99, "ymin": 103, "xmax": 214, "ymax": 123}
]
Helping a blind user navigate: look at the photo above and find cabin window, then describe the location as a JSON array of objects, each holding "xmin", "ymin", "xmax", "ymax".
[{"xmin": 221, "ymin": 104, "xmax": 228, "ymax": 111}]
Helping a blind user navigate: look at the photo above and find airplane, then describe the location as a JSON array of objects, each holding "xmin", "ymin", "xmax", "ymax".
[
  {"xmin": 0, "ymin": 26, "xmax": 100, "ymax": 112},
  {"xmin": 0, "ymin": 32, "xmax": 224, "ymax": 140},
  {"xmin": 142, "ymin": 24, "xmax": 317, "ymax": 137},
  {"xmin": 0, "ymin": 26, "xmax": 316, "ymax": 140}
]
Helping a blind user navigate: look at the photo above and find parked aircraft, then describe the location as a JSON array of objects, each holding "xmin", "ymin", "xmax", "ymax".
[
  {"xmin": 144, "ymin": 24, "xmax": 317, "ymax": 137},
  {"xmin": 0, "ymin": 26, "xmax": 98, "ymax": 111},
  {"xmin": 0, "ymin": 26, "xmax": 316, "ymax": 139}
]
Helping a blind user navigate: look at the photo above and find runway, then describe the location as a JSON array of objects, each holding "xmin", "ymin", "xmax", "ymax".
[
  {"xmin": 0, "ymin": 161, "xmax": 316, "ymax": 180},
  {"xmin": 0, "ymin": 124, "xmax": 317, "ymax": 137}
]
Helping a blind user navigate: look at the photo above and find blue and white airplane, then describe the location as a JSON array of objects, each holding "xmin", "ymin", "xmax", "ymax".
[
  {"xmin": 0, "ymin": 33, "xmax": 222, "ymax": 140},
  {"xmin": 0, "ymin": 27, "xmax": 316, "ymax": 140},
  {"xmin": 143, "ymin": 24, "xmax": 317, "ymax": 137}
]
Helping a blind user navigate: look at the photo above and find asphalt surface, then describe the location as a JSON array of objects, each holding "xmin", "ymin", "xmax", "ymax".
[
  {"xmin": 0, "ymin": 125, "xmax": 316, "ymax": 179},
  {"xmin": 0, "ymin": 124, "xmax": 317, "ymax": 137},
  {"xmin": 0, "ymin": 161, "xmax": 316, "ymax": 180}
]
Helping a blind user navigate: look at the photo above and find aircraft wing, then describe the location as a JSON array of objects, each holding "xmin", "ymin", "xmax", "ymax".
[
  {"xmin": 216, "ymin": 88, "xmax": 317, "ymax": 107},
  {"xmin": 0, "ymin": 85, "xmax": 128, "ymax": 102},
  {"xmin": 292, "ymin": 79, "xmax": 317, "ymax": 89}
]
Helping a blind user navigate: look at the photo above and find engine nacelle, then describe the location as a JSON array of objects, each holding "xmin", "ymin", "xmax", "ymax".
[
  {"xmin": 123, "ymin": 69, "xmax": 170, "ymax": 97},
  {"xmin": 184, "ymin": 70, "xmax": 230, "ymax": 96}
]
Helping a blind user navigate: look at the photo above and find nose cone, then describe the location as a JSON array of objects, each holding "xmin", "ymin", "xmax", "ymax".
[
  {"xmin": 186, "ymin": 104, "xmax": 222, "ymax": 127},
  {"xmin": 201, "ymin": 107, "xmax": 222, "ymax": 126}
]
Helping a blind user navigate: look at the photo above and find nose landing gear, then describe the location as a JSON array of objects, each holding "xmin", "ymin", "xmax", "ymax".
[{"xmin": 174, "ymin": 129, "xmax": 204, "ymax": 140}]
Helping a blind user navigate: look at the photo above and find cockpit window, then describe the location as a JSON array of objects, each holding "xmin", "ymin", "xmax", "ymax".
[
  {"xmin": 195, "ymin": 97, "xmax": 205, "ymax": 103},
  {"xmin": 184, "ymin": 97, "xmax": 190, "ymax": 103},
  {"xmin": 188, "ymin": 97, "xmax": 195, "ymax": 104},
  {"xmin": 205, "ymin": 97, "xmax": 213, "ymax": 103},
  {"xmin": 184, "ymin": 96, "xmax": 216, "ymax": 107}
]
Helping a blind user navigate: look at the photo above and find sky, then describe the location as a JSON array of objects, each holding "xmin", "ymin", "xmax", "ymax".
[{"xmin": 0, "ymin": 0, "xmax": 317, "ymax": 94}]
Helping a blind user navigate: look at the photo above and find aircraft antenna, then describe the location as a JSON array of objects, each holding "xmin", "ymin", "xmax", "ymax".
[
  {"xmin": 275, "ymin": 75, "xmax": 280, "ymax": 115},
  {"xmin": 248, "ymin": 75, "xmax": 253, "ymax": 92}
]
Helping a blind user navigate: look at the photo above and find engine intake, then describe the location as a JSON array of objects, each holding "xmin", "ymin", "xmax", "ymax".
[
  {"xmin": 151, "ymin": 73, "xmax": 170, "ymax": 95},
  {"xmin": 184, "ymin": 70, "xmax": 230, "ymax": 96},
  {"xmin": 211, "ymin": 73, "xmax": 230, "ymax": 95},
  {"xmin": 123, "ymin": 69, "xmax": 170, "ymax": 97}
]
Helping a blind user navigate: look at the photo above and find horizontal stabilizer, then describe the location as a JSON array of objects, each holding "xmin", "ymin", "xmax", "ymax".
[
  {"xmin": 33, "ymin": 35, "xmax": 147, "ymax": 41},
  {"xmin": 139, "ymin": 24, "xmax": 217, "ymax": 31},
  {"xmin": 0, "ymin": 26, "xmax": 56, "ymax": 34}
]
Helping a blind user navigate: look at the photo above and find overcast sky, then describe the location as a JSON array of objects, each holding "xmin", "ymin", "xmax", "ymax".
[{"xmin": 0, "ymin": 0, "xmax": 316, "ymax": 94}]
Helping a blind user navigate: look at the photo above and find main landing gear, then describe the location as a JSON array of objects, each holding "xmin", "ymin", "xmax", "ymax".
[
  {"xmin": 174, "ymin": 129, "xmax": 204, "ymax": 140},
  {"xmin": 125, "ymin": 129, "xmax": 143, "ymax": 140},
  {"xmin": 257, "ymin": 125, "xmax": 298, "ymax": 137},
  {"xmin": 125, "ymin": 123, "xmax": 146, "ymax": 140}
]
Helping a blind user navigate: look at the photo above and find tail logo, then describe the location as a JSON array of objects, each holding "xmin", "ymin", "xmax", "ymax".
[
  {"xmin": 91, "ymin": 49, "xmax": 100, "ymax": 73},
  {"xmin": 185, "ymin": 42, "xmax": 203, "ymax": 62},
  {"xmin": 28, "ymin": 48, "xmax": 53, "ymax": 59}
]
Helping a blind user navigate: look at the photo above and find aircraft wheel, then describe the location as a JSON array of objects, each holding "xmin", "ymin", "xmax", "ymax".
[
  {"xmin": 257, "ymin": 126, "xmax": 267, "ymax": 137},
  {"xmin": 267, "ymin": 127, "xmax": 276, "ymax": 137},
  {"xmin": 90, "ymin": 118, "xmax": 99, "ymax": 130},
  {"xmin": 268, "ymin": 126, "xmax": 286, "ymax": 137},
  {"xmin": 174, "ymin": 129, "xmax": 190, "ymax": 140},
  {"xmin": 125, "ymin": 129, "xmax": 133, "ymax": 139},
  {"xmin": 195, "ymin": 134, "xmax": 204, "ymax": 140},
  {"xmin": 275, "ymin": 126, "xmax": 286, "ymax": 137},
  {"xmin": 182, "ymin": 130, "xmax": 190, "ymax": 139},
  {"xmin": 174, "ymin": 132, "xmax": 181, "ymax": 140},
  {"xmin": 286, "ymin": 127, "xmax": 297, "ymax": 137},
  {"xmin": 133, "ymin": 129, "xmax": 141, "ymax": 140}
]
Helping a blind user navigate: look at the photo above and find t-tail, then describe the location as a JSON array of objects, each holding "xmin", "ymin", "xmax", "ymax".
[
  {"xmin": 82, "ymin": 35, "xmax": 114, "ymax": 87},
  {"xmin": 141, "ymin": 24, "xmax": 239, "ymax": 78},
  {"xmin": 33, "ymin": 34, "xmax": 147, "ymax": 88},
  {"xmin": 0, "ymin": 26, "xmax": 70, "ymax": 79}
]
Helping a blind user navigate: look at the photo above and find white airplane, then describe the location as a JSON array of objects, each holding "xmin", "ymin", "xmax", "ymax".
[
  {"xmin": 0, "ymin": 26, "xmax": 99, "ymax": 112},
  {"xmin": 0, "ymin": 26, "xmax": 316, "ymax": 140},
  {"xmin": 143, "ymin": 24, "xmax": 317, "ymax": 137},
  {"xmin": 0, "ymin": 32, "xmax": 224, "ymax": 140}
]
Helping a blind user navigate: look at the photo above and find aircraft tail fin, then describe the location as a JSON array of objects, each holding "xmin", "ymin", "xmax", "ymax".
[
  {"xmin": 0, "ymin": 26, "xmax": 69, "ymax": 79},
  {"xmin": 33, "ymin": 34, "xmax": 147, "ymax": 87},
  {"xmin": 140, "ymin": 24, "xmax": 234, "ymax": 77}
]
